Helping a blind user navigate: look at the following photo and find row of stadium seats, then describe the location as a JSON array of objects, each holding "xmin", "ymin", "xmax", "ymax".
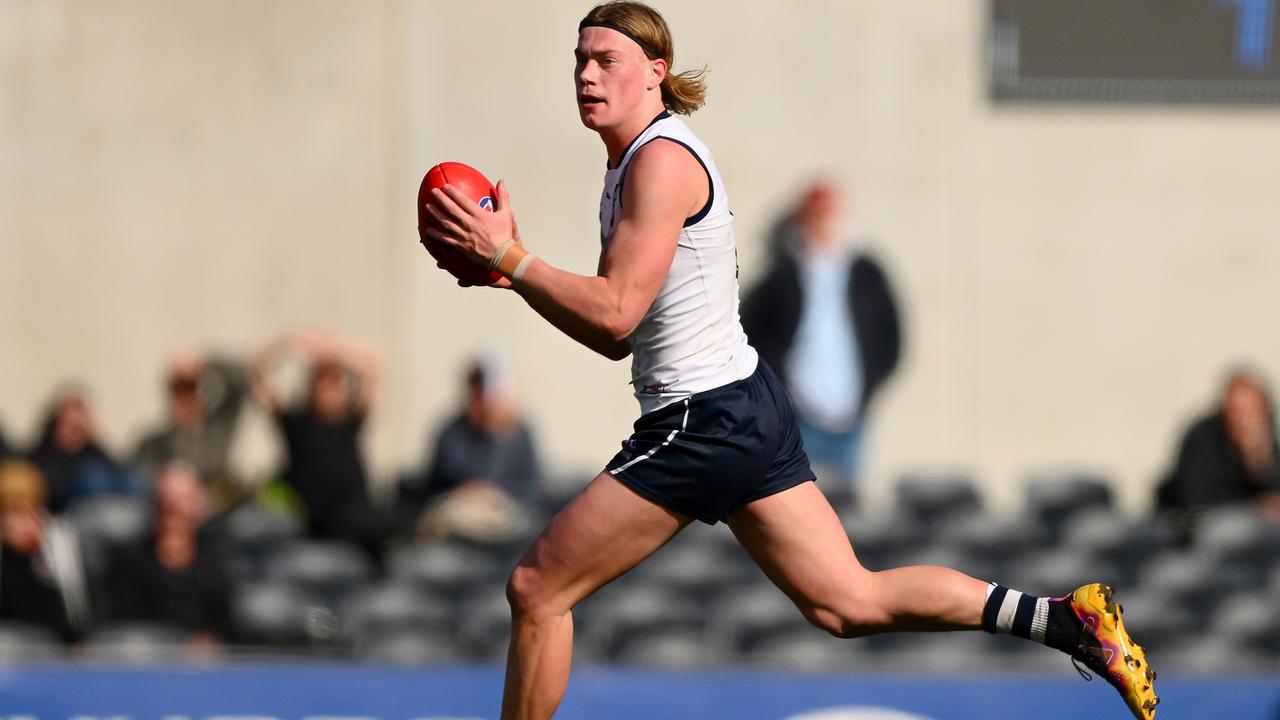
[{"xmin": 28, "ymin": 473, "xmax": 1280, "ymax": 672}]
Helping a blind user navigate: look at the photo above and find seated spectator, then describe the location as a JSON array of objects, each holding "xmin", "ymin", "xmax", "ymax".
[
  {"xmin": 1157, "ymin": 369, "xmax": 1280, "ymax": 542},
  {"xmin": 251, "ymin": 330, "xmax": 390, "ymax": 556},
  {"xmin": 28, "ymin": 385, "xmax": 137, "ymax": 513},
  {"xmin": 133, "ymin": 348, "xmax": 250, "ymax": 510},
  {"xmin": 0, "ymin": 460, "xmax": 90, "ymax": 641},
  {"xmin": 0, "ymin": 421, "xmax": 10, "ymax": 461},
  {"xmin": 401, "ymin": 352, "xmax": 541, "ymax": 543},
  {"xmin": 105, "ymin": 461, "xmax": 231, "ymax": 644}
]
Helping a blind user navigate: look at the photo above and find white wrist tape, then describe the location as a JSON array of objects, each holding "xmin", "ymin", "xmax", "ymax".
[{"xmin": 512, "ymin": 253, "xmax": 537, "ymax": 284}]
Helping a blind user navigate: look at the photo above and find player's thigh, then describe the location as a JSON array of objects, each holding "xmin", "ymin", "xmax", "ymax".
[
  {"xmin": 726, "ymin": 481, "xmax": 871, "ymax": 611},
  {"xmin": 509, "ymin": 472, "xmax": 693, "ymax": 615}
]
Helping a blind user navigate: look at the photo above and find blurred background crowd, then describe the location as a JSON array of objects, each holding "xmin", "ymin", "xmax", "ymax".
[
  {"xmin": 1, "ymin": 178, "xmax": 1278, "ymax": 673},
  {"xmin": 2, "ymin": 0, "xmax": 1279, "ymax": 682}
]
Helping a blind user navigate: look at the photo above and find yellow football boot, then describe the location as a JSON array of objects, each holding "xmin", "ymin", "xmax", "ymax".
[{"xmin": 1066, "ymin": 583, "xmax": 1160, "ymax": 719}]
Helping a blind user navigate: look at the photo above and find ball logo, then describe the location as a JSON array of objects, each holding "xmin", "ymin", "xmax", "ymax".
[{"xmin": 479, "ymin": 196, "xmax": 494, "ymax": 212}]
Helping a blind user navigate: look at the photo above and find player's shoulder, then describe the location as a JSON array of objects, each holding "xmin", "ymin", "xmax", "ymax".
[{"xmin": 626, "ymin": 134, "xmax": 704, "ymax": 184}]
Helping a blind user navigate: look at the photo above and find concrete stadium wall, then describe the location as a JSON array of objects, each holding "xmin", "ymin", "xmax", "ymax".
[{"xmin": 3, "ymin": 0, "xmax": 1278, "ymax": 512}]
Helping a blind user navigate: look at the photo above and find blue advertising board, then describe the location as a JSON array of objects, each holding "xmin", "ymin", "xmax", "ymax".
[{"xmin": 0, "ymin": 663, "xmax": 1276, "ymax": 720}]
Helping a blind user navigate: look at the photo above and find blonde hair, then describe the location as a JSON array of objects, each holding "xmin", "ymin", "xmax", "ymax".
[
  {"xmin": 0, "ymin": 460, "xmax": 46, "ymax": 512},
  {"xmin": 580, "ymin": 1, "xmax": 707, "ymax": 115}
]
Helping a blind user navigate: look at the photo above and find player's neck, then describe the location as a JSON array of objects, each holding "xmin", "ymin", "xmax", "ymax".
[{"xmin": 602, "ymin": 103, "xmax": 668, "ymax": 168}]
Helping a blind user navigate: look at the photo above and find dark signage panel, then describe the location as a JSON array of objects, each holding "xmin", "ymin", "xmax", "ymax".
[{"xmin": 990, "ymin": 0, "xmax": 1280, "ymax": 103}]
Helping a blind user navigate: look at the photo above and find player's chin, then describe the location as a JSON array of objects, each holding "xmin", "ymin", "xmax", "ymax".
[{"xmin": 578, "ymin": 105, "xmax": 607, "ymax": 129}]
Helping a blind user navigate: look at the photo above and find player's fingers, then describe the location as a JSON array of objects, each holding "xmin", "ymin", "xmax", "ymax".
[
  {"xmin": 422, "ymin": 195, "xmax": 462, "ymax": 226},
  {"xmin": 495, "ymin": 180, "xmax": 511, "ymax": 212},
  {"xmin": 430, "ymin": 187, "xmax": 473, "ymax": 224},
  {"xmin": 441, "ymin": 184, "xmax": 482, "ymax": 218},
  {"xmin": 421, "ymin": 221, "xmax": 464, "ymax": 247}
]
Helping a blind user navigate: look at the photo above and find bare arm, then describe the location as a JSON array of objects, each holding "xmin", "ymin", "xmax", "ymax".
[
  {"xmin": 249, "ymin": 335, "xmax": 292, "ymax": 414},
  {"xmin": 423, "ymin": 140, "xmax": 707, "ymax": 359}
]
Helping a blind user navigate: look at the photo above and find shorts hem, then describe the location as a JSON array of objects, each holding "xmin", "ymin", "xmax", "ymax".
[
  {"xmin": 609, "ymin": 469, "xmax": 721, "ymax": 525},
  {"xmin": 739, "ymin": 474, "xmax": 816, "ymax": 507}
]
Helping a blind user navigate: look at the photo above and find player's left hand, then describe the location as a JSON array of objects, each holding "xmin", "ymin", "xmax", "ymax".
[{"xmin": 423, "ymin": 179, "xmax": 517, "ymax": 269}]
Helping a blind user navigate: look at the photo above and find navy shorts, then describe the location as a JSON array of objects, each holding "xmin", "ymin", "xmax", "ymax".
[{"xmin": 605, "ymin": 360, "xmax": 815, "ymax": 524}]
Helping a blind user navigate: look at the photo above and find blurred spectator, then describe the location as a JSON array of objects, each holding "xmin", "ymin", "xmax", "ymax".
[
  {"xmin": 105, "ymin": 461, "xmax": 231, "ymax": 643},
  {"xmin": 1157, "ymin": 369, "xmax": 1280, "ymax": 542},
  {"xmin": 252, "ymin": 330, "xmax": 391, "ymax": 556},
  {"xmin": 133, "ymin": 348, "xmax": 250, "ymax": 509},
  {"xmin": 400, "ymin": 351, "xmax": 541, "ymax": 543},
  {"xmin": 741, "ymin": 180, "xmax": 901, "ymax": 494},
  {"xmin": 0, "ymin": 460, "xmax": 90, "ymax": 641},
  {"xmin": 28, "ymin": 385, "xmax": 137, "ymax": 514},
  {"xmin": 0, "ymin": 421, "xmax": 10, "ymax": 461}
]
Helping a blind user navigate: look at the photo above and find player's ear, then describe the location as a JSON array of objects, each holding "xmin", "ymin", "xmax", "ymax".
[{"xmin": 648, "ymin": 57, "xmax": 668, "ymax": 91}]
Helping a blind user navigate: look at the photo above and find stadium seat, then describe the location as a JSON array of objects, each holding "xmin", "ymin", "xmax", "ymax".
[
  {"xmin": 353, "ymin": 628, "xmax": 461, "ymax": 664},
  {"xmin": 747, "ymin": 629, "xmax": 864, "ymax": 670},
  {"xmin": 614, "ymin": 628, "xmax": 723, "ymax": 668},
  {"xmin": 1005, "ymin": 548, "xmax": 1124, "ymax": 597},
  {"xmin": 1194, "ymin": 506, "xmax": 1280, "ymax": 583},
  {"xmin": 1139, "ymin": 553, "xmax": 1220, "ymax": 620},
  {"xmin": 708, "ymin": 584, "xmax": 809, "ymax": 653},
  {"xmin": 340, "ymin": 582, "xmax": 454, "ymax": 647},
  {"xmin": 70, "ymin": 495, "xmax": 151, "ymax": 581},
  {"xmin": 577, "ymin": 584, "xmax": 704, "ymax": 660},
  {"xmin": 0, "ymin": 622, "xmax": 66, "ymax": 662},
  {"xmin": 220, "ymin": 503, "xmax": 303, "ymax": 578},
  {"xmin": 934, "ymin": 512, "xmax": 1048, "ymax": 580},
  {"xmin": 630, "ymin": 537, "xmax": 755, "ymax": 600},
  {"xmin": 1024, "ymin": 471, "xmax": 1113, "ymax": 541},
  {"xmin": 1061, "ymin": 510, "xmax": 1174, "ymax": 587},
  {"xmin": 1159, "ymin": 635, "xmax": 1262, "ymax": 673},
  {"xmin": 386, "ymin": 540, "xmax": 507, "ymax": 597},
  {"xmin": 455, "ymin": 585, "xmax": 514, "ymax": 661},
  {"xmin": 841, "ymin": 509, "xmax": 930, "ymax": 571},
  {"xmin": 262, "ymin": 540, "xmax": 376, "ymax": 603},
  {"xmin": 1211, "ymin": 593, "xmax": 1280, "ymax": 657},
  {"xmin": 231, "ymin": 580, "xmax": 334, "ymax": 646},
  {"xmin": 895, "ymin": 471, "xmax": 983, "ymax": 530},
  {"xmin": 82, "ymin": 623, "xmax": 190, "ymax": 664},
  {"xmin": 875, "ymin": 633, "xmax": 1059, "ymax": 672}
]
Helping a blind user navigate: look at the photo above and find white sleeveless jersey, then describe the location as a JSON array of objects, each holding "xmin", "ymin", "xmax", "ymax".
[{"xmin": 600, "ymin": 112, "xmax": 759, "ymax": 414}]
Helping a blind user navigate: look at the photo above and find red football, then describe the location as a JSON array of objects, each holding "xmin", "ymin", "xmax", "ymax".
[{"xmin": 417, "ymin": 162, "xmax": 504, "ymax": 286}]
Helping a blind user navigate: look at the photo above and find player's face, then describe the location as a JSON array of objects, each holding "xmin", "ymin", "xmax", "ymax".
[{"xmin": 574, "ymin": 27, "xmax": 654, "ymax": 131}]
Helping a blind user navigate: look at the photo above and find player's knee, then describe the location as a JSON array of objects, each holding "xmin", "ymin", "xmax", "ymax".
[
  {"xmin": 505, "ymin": 564, "xmax": 545, "ymax": 617},
  {"xmin": 804, "ymin": 605, "xmax": 878, "ymax": 639},
  {"xmin": 801, "ymin": 580, "xmax": 892, "ymax": 639}
]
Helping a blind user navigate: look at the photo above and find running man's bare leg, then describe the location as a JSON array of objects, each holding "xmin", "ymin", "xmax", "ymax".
[
  {"xmin": 727, "ymin": 481, "xmax": 988, "ymax": 636},
  {"xmin": 502, "ymin": 473, "xmax": 693, "ymax": 720}
]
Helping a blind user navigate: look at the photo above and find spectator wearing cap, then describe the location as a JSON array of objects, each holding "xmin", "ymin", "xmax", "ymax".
[{"xmin": 0, "ymin": 460, "xmax": 90, "ymax": 641}]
